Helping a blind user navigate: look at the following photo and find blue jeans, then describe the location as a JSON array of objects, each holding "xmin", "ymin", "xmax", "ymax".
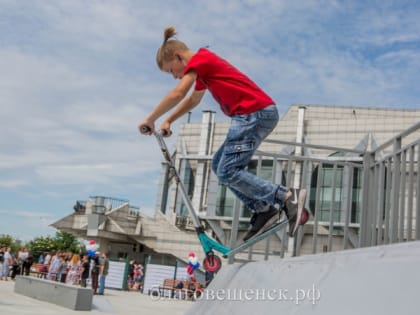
[
  {"xmin": 2, "ymin": 263, "xmax": 9, "ymax": 278},
  {"xmin": 98, "ymin": 275, "xmax": 106, "ymax": 294},
  {"xmin": 211, "ymin": 105, "xmax": 288, "ymax": 213}
]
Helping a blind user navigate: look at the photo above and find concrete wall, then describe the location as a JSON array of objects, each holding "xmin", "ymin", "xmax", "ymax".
[
  {"xmin": 186, "ymin": 241, "xmax": 420, "ymax": 315},
  {"xmin": 14, "ymin": 276, "xmax": 93, "ymax": 311}
]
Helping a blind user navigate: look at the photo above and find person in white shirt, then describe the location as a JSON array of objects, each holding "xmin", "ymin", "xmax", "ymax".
[{"xmin": 1, "ymin": 248, "xmax": 12, "ymax": 281}]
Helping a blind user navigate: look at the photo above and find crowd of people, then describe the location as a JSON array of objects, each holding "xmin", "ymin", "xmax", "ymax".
[
  {"xmin": 0, "ymin": 247, "xmax": 34, "ymax": 280},
  {"xmin": 1, "ymin": 246, "xmax": 211, "ymax": 299},
  {"xmin": 0, "ymin": 247, "xmax": 109, "ymax": 295}
]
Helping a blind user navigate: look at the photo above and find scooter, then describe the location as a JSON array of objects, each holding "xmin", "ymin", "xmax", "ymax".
[{"xmin": 145, "ymin": 128, "xmax": 289, "ymax": 272}]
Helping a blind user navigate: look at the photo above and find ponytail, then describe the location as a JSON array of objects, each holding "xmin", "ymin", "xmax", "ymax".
[
  {"xmin": 156, "ymin": 26, "xmax": 189, "ymax": 70},
  {"xmin": 163, "ymin": 26, "xmax": 177, "ymax": 44}
]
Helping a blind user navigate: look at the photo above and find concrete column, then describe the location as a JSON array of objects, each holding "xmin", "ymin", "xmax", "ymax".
[
  {"xmin": 288, "ymin": 106, "xmax": 306, "ymax": 256},
  {"xmin": 293, "ymin": 106, "xmax": 306, "ymax": 188},
  {"xmin": 192, "ymin": 111, "xmax": 215, "ymax": 213}
]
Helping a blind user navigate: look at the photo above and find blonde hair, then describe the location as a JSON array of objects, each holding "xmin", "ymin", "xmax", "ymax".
[
  {"xmin": 71, "ymin": 254, "xmax": 80, "ymax": 265},
  {"xmin": 156, "ymin": 26, "xmax": 189, "ymax": 70}
]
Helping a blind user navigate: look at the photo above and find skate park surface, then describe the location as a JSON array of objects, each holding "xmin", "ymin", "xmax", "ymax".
[
  {"xmin": 0, "ymin": 280, "xmax": 191, "ymax": 315},
  {"xmin": 187, "ymin": 241, "xmax": 420, "ymax": 315}
]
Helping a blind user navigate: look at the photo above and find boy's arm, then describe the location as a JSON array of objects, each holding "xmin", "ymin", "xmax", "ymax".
[
  {"xmin": 159, "ymin": 89, "xmax": 205, "ymax": 134},
  {"xmin": 139, "ymin": 71, "xmax": 198, "ymax": 135}
]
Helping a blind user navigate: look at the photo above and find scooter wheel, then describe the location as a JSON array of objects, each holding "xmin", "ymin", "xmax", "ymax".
[{"xmin": 203, "ymin": 255, "xmax": 222, "ymax": 273}]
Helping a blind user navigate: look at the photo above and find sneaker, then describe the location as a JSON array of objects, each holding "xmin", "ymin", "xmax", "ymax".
[
  {"xmin": 243, "ymin": 206, "xmax": 280, "ymax": 242},
  {"xmin": 283, "ymin": 188, "xmax": 309, "ymax": 237}
]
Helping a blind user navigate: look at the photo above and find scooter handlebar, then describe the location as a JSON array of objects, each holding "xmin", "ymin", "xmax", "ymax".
[{"xmin": 140, "ymin": 126, "xmax": 169, "ymax": 137}]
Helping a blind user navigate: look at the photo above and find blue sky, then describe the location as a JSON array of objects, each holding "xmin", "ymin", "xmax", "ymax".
[{"xmin": 1, "ymin": 0, "xmax": 419, "ymax": 241}]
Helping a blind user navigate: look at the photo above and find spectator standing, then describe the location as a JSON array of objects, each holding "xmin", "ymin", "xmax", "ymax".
[
  {"xmin": 43, "ymin": 251, "xmax": 53, "ymax": 266},
  {"xmin": 80, "ymin": 255, "xmax": 90, "ymax": 288},
  {"xmin": 0, "ymin": 247, "xmax": 4, "ymax": 279},
  {"xmin": 57, "ymin": 255, "xmax": 68, "ymax": 283},
  {"xmin": 132, "ymin": 263, "xmax": 144, "ymax": 291},
  {"xmin": 22, "ymin": 252, "xmax": 34, "ymax": 276},
  {"xmin": 66, "ymin": 254, "xmax": 81, "ymax": 285},
  {"xmin": 1, "ymin": 247, "xmax": 12, "ymax": 281},
  {"xmin": 127, "ymin": 259, "xmax": 135, "ymax": 289},
  {"xmin": 17, "ymin": 247, "xmax": 28, "ymax": 275},
  {"xmin": 97, "ymin": 252, "xmax": 109, "ymax": 295},
  {"xmin": 37, "ymin": 252, "xmax": 44, "ymax": 265},
  {"xmin": 90, "ymin": 252, "xmax": 100, "ymax": 294},
  {"xmin": 47, "ymin": 252, "xmax": 60, "ymax": 281},
  {"xmin": 10, "ymin": 254, "xmax": 20, "ymax": 280}
]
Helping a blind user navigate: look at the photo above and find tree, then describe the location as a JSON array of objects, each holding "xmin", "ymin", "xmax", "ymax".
[
  {"xmin": 26, "ymin": 236, "xmax": 56, "ymax": 257},
  {"xmin": 0, "ymin": 234, "xmax": 22, "ymax": 253},
  {"xmin": 26, "ymin": 232, "xmax": 82, "ymax": 258},
  {"xmin": 54, "ymin": 231, "xmax": 83, "ymax": 253}
]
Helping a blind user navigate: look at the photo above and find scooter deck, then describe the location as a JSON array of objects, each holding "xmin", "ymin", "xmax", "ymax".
[{"xmin": 223, "ymin": 220, "xmax": 289, "ymax": 258}]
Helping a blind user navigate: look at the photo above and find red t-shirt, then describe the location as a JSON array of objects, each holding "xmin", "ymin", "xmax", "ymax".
[{"xmin": 183, "ymin": 48, "xmax": 275, "ymax": 116}]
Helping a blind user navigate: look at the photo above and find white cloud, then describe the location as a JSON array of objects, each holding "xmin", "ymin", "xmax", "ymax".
[{"xmin": 0, "ymin": 0, "xmax": 419, "ymax": 239}]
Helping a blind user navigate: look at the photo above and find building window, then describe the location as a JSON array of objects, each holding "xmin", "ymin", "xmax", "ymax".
[
  {"xmin": 310, "ymin": 163, "xmax": 362, "ymax": 224},
  {"xmin": 319, "ymin": 166, "xmax": 343, "ymax": 222},
  {"xmin": 215, "ymin": 185, "xmax": 235, "ymax": 217},
  {"xmin": 215, "ymin": 159, "xmax": 284, "ymax": 218},
  {"xmin": 179, "ymin": 161, "xmax": 195, "ymax": 216},
  {"xmin": 351, "ymin": 167, "xmax": 362, "ymax": 223}
]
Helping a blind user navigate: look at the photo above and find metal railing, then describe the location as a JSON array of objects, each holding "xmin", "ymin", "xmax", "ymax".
[
  {"xmin": 361, "ymin": 123, "xmax": 420, "ymax": 247},
  {"xmin": 89, "ymin": 195, "xmax": 140, "ymax": 215},
  {"xmin": 175, "ymin": 122, "xmax": 420, "ymax": 261},
  {"xmin": 246, "ymin": 140, "xmax": 366, "ymax": 258}
]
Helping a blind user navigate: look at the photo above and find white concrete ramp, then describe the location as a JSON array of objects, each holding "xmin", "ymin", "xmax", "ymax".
[{"xmin": 186, "ymin": 241, "xmax": 420, "ymax": 315}]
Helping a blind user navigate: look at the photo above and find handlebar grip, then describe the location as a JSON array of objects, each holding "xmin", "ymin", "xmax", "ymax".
[
  {"xmin": 141, "ymin": 126, "xmax": 151, "ymax": 133},
  {"xmin": 159, "ymin": 129, "xmax": 169, "ymax": 137}
]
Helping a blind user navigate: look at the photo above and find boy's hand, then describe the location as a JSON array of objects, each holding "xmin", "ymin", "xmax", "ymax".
[
  {"xmin": 159, "ymin": 120, "xmax": 172, "ymax": 137},
  {"xmin": 138, "ymin": 121, "xmax": 154, "ymax": 135}
]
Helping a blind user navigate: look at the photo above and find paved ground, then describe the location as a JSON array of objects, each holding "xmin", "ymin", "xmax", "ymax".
[{"xmin": 0, "ymin": 279, "xmax": 193, "ymax": 315}]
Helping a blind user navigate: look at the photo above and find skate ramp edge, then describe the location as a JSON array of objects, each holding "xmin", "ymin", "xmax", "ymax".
[{"xmin": 186, "ymin": 241, "xmax": 420, "ymax": 315}]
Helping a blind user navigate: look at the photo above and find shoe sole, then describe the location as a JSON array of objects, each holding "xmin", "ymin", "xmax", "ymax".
[
  {"xmin": 292, "ymin": 188, "xmax": 307, "ymax": 236},
  {"xmin": 243, "ymin": 211, "xmax": 280, "ymax": 242}
]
